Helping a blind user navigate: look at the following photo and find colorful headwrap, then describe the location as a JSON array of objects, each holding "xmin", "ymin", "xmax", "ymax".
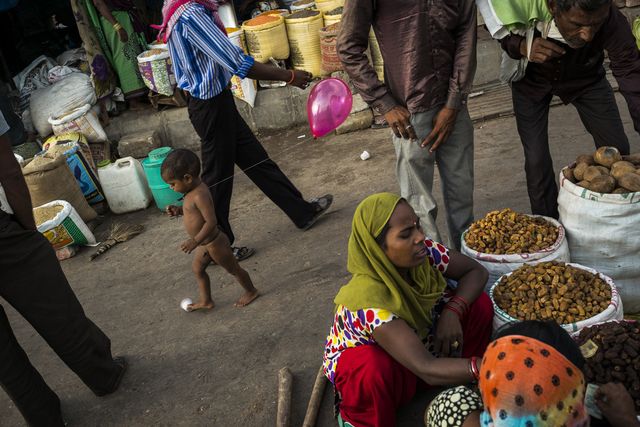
[
  {"xmin": 479, "ymin": 335, "xmax": 589, "ymax": 427},
  {"xmin": 152, "ymin": 0, "xmax": 225, "ymax": 42}
]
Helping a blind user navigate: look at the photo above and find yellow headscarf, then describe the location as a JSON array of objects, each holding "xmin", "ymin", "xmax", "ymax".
[{"xmin": 334, "ymin": 193, "xmax": 447, "ymax": 339}]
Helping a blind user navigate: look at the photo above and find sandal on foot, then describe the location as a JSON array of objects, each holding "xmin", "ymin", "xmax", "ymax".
[
  {"xmin": 232, "ymin": 246, "xmax": 255, "ymax": 261},
  {"xmin": 300, "ymin": 194, "xmax": 333, "ymax": 231}
]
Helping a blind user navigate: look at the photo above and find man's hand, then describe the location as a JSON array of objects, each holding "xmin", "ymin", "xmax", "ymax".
[
  {"xmin": 595, "ymin": 383, "xmax": 640, "ymax": 427},
  {"xmin": 181, "ymin": 238, "xmax": 198, "ymax": 254},
  {"xmin": 166, "ymin": 205, "xmax": 183, "ymax": 217},
  {"xmin": 384, "ymin": 106, "xmax": 417, "ymax": 140},
  {"xmin": 434, "ymin": 309, "xmax": 464, "ymax": 357},
  {"xmin": 118, "ymin": 27, "xmax": 128, "ymax": 43},
  {"xmin": 288, "ymin": 70, "xmax": 312, "ymax": 89},
  {"xmin": 521, "ymin": 37, "xmax": 566, "ymax": 63},
  {"xmin": 421, "ymin": 107, "xmax": 457, "ymax": 152}
]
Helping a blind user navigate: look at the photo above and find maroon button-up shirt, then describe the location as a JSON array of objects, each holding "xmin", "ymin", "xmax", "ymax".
[
  {"xmin": 500, "ymin": 3, "xmax": 640, "ymax": 134},
  {"xmin": 337, "ymin": 0, "xmax": 477, "ymax": 115}
]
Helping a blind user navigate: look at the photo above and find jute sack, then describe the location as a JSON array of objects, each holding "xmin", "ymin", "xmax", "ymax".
[
  {"xmin": 285, "ymin": 10, "xmax": 324, "ymax": 76},
  {"xmin": 22, "ymin": 153, "xmax": 97, "ymax": 222},
  {"xmin": 320, "ymin": 23, "xmax": 342, "ymax": 74},
  {"xmin": 242, "ymin": 14, "xmax": 289, "ymax": 63},
  {"xmin": 558, "ymin": 168, "xmax": 640, "ymax": 314}
]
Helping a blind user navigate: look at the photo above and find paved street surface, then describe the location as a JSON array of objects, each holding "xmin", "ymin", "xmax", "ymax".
[{"xmin": 2, "ymin": 94, "xmax": 639, "ymax": 426}]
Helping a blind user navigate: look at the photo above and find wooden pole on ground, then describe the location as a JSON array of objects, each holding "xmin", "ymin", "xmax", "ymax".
[
  {"xmin": 276, "ymin": 367, "xmax": 293, "ymax": 427},
  {"xmin": 302, "ymin": 366, "xmax": 327, "ymax": 427}
]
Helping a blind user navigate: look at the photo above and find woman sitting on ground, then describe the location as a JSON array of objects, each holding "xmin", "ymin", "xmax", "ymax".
[
  {"xmin": 322, "ymin": 193, "xmax": 494, "ymax": 427},
  {"xmin": 425, "ymin": 320, "xmax": 640, "ymax": 427}
]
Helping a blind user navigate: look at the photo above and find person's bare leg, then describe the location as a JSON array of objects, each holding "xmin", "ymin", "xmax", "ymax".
[
  {"xmin": 205, "ymin": 232, "xmax": 258, "ymax": 307},
  {"xmin": 188, "ymin": 247, "xmax": 215, "ymax": 311}
]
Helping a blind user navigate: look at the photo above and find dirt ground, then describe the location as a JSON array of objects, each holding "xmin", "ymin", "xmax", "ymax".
[{"xmin": 2, "ymin": 94, "xmax": 639, "ymax": 426}]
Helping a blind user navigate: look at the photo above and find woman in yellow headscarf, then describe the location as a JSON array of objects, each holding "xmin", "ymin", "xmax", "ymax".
[{"xmin": 322, "ymin": 193, "xmax": 494, "ymax": 427}]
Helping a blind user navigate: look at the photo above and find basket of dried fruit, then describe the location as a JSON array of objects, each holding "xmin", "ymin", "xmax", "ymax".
[
  {"xmin": 461, "ymin": 208, "xmax": 570, "ymax": 289},
  {"xmin": 575, "ymin": 320, "xmax": 640, "ymax": 412},
  {"xmin": 490, "ymin": 261, "xmax": 623, "ymax": 334}
]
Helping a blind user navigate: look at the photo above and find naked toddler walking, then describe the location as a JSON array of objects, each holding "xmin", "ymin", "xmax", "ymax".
[{"xmin": 161, "ymin": 149, "xmax": 259, "ymax": 310}]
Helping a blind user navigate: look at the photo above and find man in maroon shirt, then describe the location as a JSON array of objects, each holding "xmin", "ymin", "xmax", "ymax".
[
  {"xmin": 337, "ymin": 0, "xmax": 477, "ymax": 250},
  {"xmin": 499, "ymin": 0, "xmax": 638, "ymax": 218}
]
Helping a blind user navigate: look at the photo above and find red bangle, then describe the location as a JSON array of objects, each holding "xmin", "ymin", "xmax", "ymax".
[
  {"xmin": 451, "ymin": 295, "xmax": 470, "ymax": 311},
  {"xmin": 443, "ymin": 304, "xmax": 463, "ymax": 321},
  {"xmin": 287, "ymin": 70, "xmax": 295, "ymax": 84},
  {"xmin": 470, "ymin": 356, "xmax": 480, "ymax": 380},
  {"xmin": 448, "ymin": 299, "xmax": 468, "ymax": 316}
]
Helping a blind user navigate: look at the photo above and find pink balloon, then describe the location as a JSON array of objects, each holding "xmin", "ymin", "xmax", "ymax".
[{"xmin": 307, "ymin": 78, "xmax": 353, "ymax": 138}]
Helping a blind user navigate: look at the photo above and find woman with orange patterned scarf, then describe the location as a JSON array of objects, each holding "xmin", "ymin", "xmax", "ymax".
[{"xmin": 425, "ymin": 321, "xmax": 640, "ymax": 427}]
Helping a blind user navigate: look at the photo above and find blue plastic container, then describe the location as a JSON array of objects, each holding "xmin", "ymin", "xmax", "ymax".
[{"xmin": 141, "ymin": 147, "xmax": 183, "ymax": 211}]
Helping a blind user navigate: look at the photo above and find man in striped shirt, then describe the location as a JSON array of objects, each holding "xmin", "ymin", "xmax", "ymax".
[{"xmin": 162, "ymin": 1, "xmax": 333, "ymax": 260}]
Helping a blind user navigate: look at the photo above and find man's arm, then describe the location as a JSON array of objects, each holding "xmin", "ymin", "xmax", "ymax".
[
  {"xmin": 604, "ymin": 5, "xmax": 640, "ymax": 135},
  {"xmin": 337, "ymin": 1, "xmax": 417, "ymax": 140},
  {"xmin": 446, "ymin": 0, "xmax": 477, "ymax": 110},
  {"xmin": 337, "ymin": 0, "xmax": 395, "ymax": 115},
  {"xmin": 500, "ymin": 34, "xmax": 526, "ymax": 60},
  {"xmin": 422, "ymin": 0, "xmax": 477, "ymax": 151},
  {"xmin": 0, "ymin": 135, "xmax": 35, "ymax": 230}
]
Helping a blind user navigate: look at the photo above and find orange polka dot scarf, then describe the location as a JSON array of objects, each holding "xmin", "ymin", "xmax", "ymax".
[{"xmin": 479, "ymin": 335, "xmax": 589, "ymax": 427}]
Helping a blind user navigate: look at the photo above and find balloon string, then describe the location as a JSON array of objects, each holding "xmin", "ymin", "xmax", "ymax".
[{"xmin": 205, "ymin": 134, "xmax": 315, "ymax": 190}]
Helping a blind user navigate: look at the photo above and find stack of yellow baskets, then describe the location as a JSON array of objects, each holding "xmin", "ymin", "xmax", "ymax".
[
  {"xmin": 242, "ymin": 14, "xmax": 290, "ymax": 63},
  {"xmin": 323, "ymin": 7, "xmax": 342, "ymax": 26},
  {"xmin": 369, "ymin": 29, "xmax": 384, "ymax": 81},
  {"xmin": 315, "ymin": 0, "xmax": 344, "ymax": 14},
  {"xmin": 285, "ymin": 10, "xmax": 324, "ymax": 77}
]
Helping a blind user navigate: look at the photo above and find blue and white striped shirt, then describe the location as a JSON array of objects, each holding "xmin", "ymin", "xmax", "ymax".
[{"xmin": 167, "ymin": 4, "xmax": 254, "ymax": 100}]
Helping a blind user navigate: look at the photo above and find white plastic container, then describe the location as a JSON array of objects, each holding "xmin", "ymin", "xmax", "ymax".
[{"xmin": 97, "ymin": 157, "xmax": 153, "ymax": 214}]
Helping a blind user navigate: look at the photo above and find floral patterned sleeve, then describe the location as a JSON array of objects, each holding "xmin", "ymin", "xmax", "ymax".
[
  {"xmin": 322, "ymin": 305, "xmax": 398, "ymax": 383},
  {"xmin": 425, "ymin": 238, "xmax": 451, "ymax": 274}
]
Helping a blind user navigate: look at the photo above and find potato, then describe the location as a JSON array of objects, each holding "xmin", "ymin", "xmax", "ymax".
[
  {"xmin": 574, "ymin": 162, "xmax": 589, "ymax": 181},
  {"xmin": 618, "ymin": 173, "xmax": 640, "ymax": 192},
  {"xmin": 611, "ymin": 161, "xmax": 637, "ymax": 180},
  {"xmin": 576, "ymin": 154, "xmax": 595, "ymax": 166},
  {"xmin": 583, "ymin": 165, "xmax": 607, "ymax": 182},
  {"xmin": 612, "ymin": 187, "xmax": 630, "ymax": 195},
  {"xmin": 623, "ymin": 153, "xmax": 640, "ymax": 166},
  {"xmin": 594, "ymin": 146, "xmax": 622, "ymax": 168},
  {"xmin": 576, "ymin": 180, "xmax": 590, "ymax": 189},
  {"xmin": 586, "ymin": 175, "xmax": 616, "ymax": 193},
  {"xmin": 562, "ymin": 168, "xmax": 576, "ymax": 183}
]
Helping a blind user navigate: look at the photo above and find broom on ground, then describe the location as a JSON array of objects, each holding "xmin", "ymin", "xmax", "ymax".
[{"xmin": 90, "ymin": 223, "xmax": 144, "ymax": 260}]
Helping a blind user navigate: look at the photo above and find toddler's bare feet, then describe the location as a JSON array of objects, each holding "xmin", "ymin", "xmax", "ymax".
[
  {"xmin": 234, "ymin": 290, "xmax": 259, "ymax": 307},
  {"xmin": 187, "ymin": 301, "xmax": 215, "ymax": 312}
]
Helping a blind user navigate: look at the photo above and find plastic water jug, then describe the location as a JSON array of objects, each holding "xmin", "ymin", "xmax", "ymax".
[
  {"xmin": 97, "ymin": 158, "xmax": 153, "ymax": 214},
  {"xmin": 141, "ymin": 147, "xmax": 183, "ymax": 211}
]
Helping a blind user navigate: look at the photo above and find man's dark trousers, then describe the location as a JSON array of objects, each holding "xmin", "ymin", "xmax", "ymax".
[
  {"xmin": 187, "ymin": 89, "xmax": 316, "ymax": 244},
  {"xmin": 0, "ymin": 212, "xmax": 121, "ymax": 426},
  {"xmin": 511, "ymin": 77, "xmax": 630, "ymax": 219}
]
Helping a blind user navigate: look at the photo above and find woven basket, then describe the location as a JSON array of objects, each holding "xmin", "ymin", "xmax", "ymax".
[
  {"xmin": 285, "ymin": 11, "xmax": 324, "ymax": 76},
  {"xmin": 315, "ymin": 0, "xmax": 343, "ymax": 13},
  {"xmin": 323, "ymin": 12, "xmax": 341, "ymax": 26},
  {"xmin": 242, "ymin": 14, "xmax": 289, "ymax": 63}
]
